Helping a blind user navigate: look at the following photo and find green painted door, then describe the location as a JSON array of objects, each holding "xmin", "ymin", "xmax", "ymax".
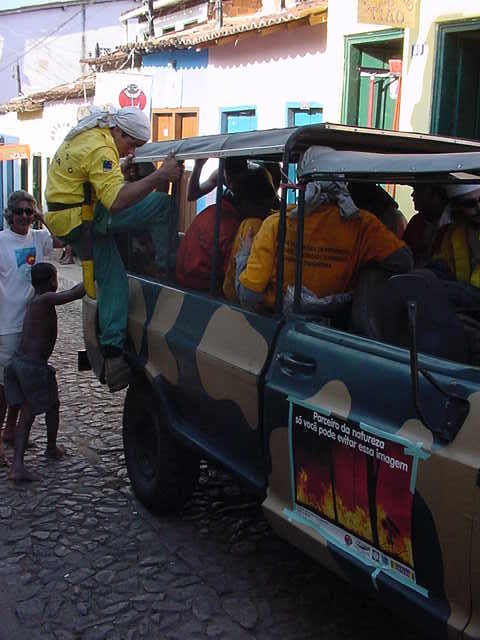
[{"xmin": 433, "ymin": 25, "xmax": 480, "ymax": 139}]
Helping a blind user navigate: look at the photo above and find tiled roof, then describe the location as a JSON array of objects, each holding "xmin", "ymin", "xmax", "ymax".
[
  {"xmin": 86, "ymin": 1, "xmax": 328, "ymax": 68},
  {"xmin": 0, "ymin": 74, "xmax": 96, "ymax": 114},
  {"xmin": 0, "ymin": 1, "xmax": 327, "ymax": 112}
]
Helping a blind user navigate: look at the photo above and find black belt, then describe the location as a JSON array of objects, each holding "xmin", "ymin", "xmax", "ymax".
[{"xmin": 47, "ymin": 201, "xmax": 84, "ymax": 212}]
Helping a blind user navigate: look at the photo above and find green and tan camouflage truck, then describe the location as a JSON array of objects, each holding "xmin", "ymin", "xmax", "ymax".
[{"xmin": 83, "ymin": 123, "xmax": 480, "ymax": 639}]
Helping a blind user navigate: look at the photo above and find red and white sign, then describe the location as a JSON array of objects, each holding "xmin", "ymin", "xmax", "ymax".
[
  {"xmin": 94, "ymin": 72, "xmax": 153, "ymax": 118},
  {"xmin": 118, "ymin": 83, "xmax": 147, "ymax": 110}
]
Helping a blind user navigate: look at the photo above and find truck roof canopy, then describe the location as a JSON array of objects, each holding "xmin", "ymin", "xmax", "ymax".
[
  {"xmin": 296, "ymin": 146, "xmax": 480, "ymax": 184},
  {"xmin": 135, "ymin": 122, "xmax": 480, "ymax": 172}
]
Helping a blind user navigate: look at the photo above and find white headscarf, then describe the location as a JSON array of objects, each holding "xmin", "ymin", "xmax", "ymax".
[
  {"xmin": 290, "ymin": 180, "xmax": 359, "ymax": 219},
  {"xmin": 64, "ymin": 105, "xmax": 150, "ymax": 143}
]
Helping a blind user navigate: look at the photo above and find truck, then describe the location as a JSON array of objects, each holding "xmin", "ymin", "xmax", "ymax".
[{"xmin": 83, "ymin": 123, "xmax": 480, "ymax": 639}]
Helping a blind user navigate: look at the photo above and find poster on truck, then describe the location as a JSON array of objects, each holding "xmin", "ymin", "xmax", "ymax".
[{"xmin": 290, "ymin": 400, "xmax": 425, "ymax": 585}]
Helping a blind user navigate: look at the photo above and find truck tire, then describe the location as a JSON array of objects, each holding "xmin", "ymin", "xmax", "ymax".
[{"xmin": 123, "ymin": 383, "xmax": 200, "ymax": 513}]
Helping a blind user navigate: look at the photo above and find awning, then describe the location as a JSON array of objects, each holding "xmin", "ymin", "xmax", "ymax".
[{"xmin": 0, "ymin": 144, "xmax": 30, "ymax": 161}]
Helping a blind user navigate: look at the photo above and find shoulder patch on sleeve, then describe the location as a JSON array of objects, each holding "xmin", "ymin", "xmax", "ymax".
[{"xmin": 102, "ymin": 159, "xmax": 113, "ymax": 172}]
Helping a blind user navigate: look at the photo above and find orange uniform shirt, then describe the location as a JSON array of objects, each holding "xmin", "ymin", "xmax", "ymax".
[
  {"xmin": 176, "ymin": 198, "xmax": 242, "ymax": 293},
  {"xmin": 239, "ymin": 204, "xmax": 406, "ymax": 310}
]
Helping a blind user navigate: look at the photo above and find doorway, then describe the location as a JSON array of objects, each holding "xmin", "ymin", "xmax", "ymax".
[
  {"xmin": 432, "ymin": 20, "xmax": 480, "ymax": 139},
  {"xmin": 343, "ymin": 30, "xmax": 404, "ymax": 130}
]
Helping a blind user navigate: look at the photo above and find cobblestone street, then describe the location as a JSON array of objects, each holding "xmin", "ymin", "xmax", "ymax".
[{"xmin": 0, "ymin": 287, "xmax": 429, "ymax": 640}]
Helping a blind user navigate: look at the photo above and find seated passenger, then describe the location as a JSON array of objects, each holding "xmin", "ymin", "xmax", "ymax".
[
  {"xmin": 223, "ymin": 178, "xmax": 285, "ymax": 301},
  {"xmin": 123, "ymin": 159, "xmax": 176, "ymax": 274},
  {"xmin": 131, "ymin": 230, "xmax": 158, "ymax": 277},
  {"xmin": 432, "ymin": 184, "xmax": 480, "ymax": 287},
  {"xmin": 348, "ymin": 182, "xmax": 407, "ymax": 238},
  {"xmin": 255, "ymin": 160, "xmax": 282, "ymax": 192},
  {"xmin": 187, "ymin": 157, "xmax": 249, "ymax": 202},
  {"xmin": 237, "ymin": 181, "xmax": 413, "ymax": 312},
  {"xmin": 124, "ymin": 160, "xmax": 156, "ymax": 183},
  {"xmin": 403, "ymin": 184, "xmax": 450, "ymax": 266},
  {"xmin": 176, "ymin": 165, "xmax": 278, "ymax": 294},
  {"xmin": 187, "ymin": 157, "xmax": 282, "ymax": 203}
]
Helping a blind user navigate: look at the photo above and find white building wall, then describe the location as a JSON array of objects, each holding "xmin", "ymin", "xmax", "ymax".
[
  {"xmin": 144, "ymin": 20, "xmax": 328, "ymax": 134},
  {"xmin": 325, "ymin": 0, "xmax": 480, "ymax": 132},
  {"xmin": 203, "ymin": 22, "xmax": 328, "ymax": 133},
  {"xmin": 0, "ymin": 0, "xmax": 131, "ymax": 104}
]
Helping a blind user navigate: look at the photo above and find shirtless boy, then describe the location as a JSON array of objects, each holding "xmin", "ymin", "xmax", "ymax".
[{"xmin": 5, "ymin": 262, "xmax": 84, "ymax": 480}]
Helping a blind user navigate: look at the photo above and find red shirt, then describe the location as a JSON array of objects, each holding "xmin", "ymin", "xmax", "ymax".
[{"xmin": 176, "ymin": 198, "xmax": 242, "ymax": 293}]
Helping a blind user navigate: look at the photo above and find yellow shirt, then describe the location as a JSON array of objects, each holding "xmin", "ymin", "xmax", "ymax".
[
  {"xmin": 239, "ymin": 205, "xmax": 405, "ymax": 310},
  {"xmin": 45, "ymin": 127, "xmax": 125, "ymax": 237},
  {"xmin": 434, "ymin": 220, "xmax": 480, "ymax": 288}
]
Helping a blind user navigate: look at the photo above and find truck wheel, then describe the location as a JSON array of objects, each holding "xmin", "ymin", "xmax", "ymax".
[{"xmin": 123, "ymin": 383, "xmax": 200, "ymax": 513}]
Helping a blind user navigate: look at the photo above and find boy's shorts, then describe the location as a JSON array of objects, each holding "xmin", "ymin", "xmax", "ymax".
[
  {"xmin": 0, "ymin": 333, "xmax": 22, "ymax": 385},
  {"xmin": 4, "ymin": 354, "xmax": 58, "ymax": 416}
]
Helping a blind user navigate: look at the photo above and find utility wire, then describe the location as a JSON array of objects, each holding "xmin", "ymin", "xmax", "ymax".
[{"xmin": 0, "ymin": 0, "xmax": 97, "ymax": 73}]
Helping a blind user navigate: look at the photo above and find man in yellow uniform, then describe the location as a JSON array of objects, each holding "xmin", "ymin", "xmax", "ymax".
[
  {"xmin": 237, "ymin": 181, "xmax": 413, "ymax": 311},
  {"xmin": 45, "ymin": 106, "xmax": 183, "ymax": 391},
  {"xmin": 433, "ymin": 184, "xmax": 480, "ymax": 288}
]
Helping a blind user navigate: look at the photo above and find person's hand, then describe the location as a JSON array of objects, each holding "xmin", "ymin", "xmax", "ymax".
[
  {"xmin": 157, "ymin": 153, "xmax": 184, "ymax": 184},
  {"xmin": 121, "ymin": 154, "xmax": 135, "ymax": 179}
]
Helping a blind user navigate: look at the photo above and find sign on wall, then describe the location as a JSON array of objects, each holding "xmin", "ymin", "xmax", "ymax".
[
  {"xmin": 0, "ymin": 144, "xmax": 30, "ymax": 161},
  {"xmin": 358, "ymin": 0, "xmax": 417, "ymax": 29},
  {"xmin": 94, "ymin": 72, "xmax": 153, "ymax": 118}
]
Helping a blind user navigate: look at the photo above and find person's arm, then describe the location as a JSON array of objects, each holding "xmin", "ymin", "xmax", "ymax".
[
  {"xmin": 110, "ymin": 153, "xmax": 183, "ymax": 213},
  {"xmin": 187, "ymin": 159, "xmax": 219, "ymax": 201},
  {"xmin": 377, "ymin": 246, "xmax": 413, "ymax": 273},
  {"xmin": 40, "ymin": 283, "xmax": 85, "ymax": 306},
  {"xmin": 33, "ymin": 211, "xmax": 63, "ymax": 248},
  {"xmin": 359, "ymin": 212, "xmax": 413, "ymax": 274}
]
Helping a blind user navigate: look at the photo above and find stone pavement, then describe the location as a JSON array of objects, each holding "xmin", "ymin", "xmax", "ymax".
[{"xmin": 0, "ymin": 258, "xmax": 429, "ymax": 640}]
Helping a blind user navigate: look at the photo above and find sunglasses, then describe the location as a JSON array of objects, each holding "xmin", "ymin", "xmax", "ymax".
[
  {"xmin": 13, "ymin": 207, "xmax": 35, "ymax": 216},
  {"xmin": 459, "ymin": 197, "xmax": 480, "ymax": 209}
]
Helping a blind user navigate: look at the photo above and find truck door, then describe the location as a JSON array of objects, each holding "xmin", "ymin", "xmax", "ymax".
[
  {"xmin": 129, "ymin": 277, "xmax": 281, "ymax": 489},
  {"xmin": 263, "ymin": 315, "xmax": 480, "ymax": 637}
]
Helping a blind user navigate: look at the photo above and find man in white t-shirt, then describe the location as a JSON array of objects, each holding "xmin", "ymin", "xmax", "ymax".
[{"xmin": 0, "ymin": 190, "xmax": 57, "ymax": 459}]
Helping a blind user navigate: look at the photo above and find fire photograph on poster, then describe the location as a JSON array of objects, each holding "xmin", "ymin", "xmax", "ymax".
[{"xmin": 291, "ymin": 402, "xmax": 417, "ymax": 570}]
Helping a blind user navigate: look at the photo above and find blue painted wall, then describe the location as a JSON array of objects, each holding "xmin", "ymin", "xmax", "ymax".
[{"xmin": 142, "ymin": 50, "xmax": 208, "ymax": 70}]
